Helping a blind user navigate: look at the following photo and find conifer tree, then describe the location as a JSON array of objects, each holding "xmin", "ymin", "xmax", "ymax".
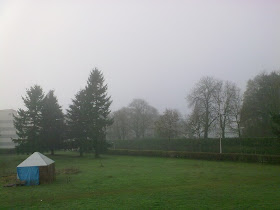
[
  {"xmin": 67, "ymin": 68, "xmax": 113, "ymax": 157},
  {"xmin": 41, "ymin": 90, "xmax": 65, "ymax": 155},
  {"xmin": 66, "ymin": 90, "xmax": 90, "ymax": 156},
  {"xmin": 85, "ymin": 68, "xmax": 113, "ymax": 157},
  {"xmin": 13, "ymin": 85, "xmax": 45, "ymax": 153}
]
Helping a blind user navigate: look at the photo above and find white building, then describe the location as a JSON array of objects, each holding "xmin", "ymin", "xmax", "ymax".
[{"xmin": 0, "ymin": 109, "xmax": 18, "ymax": 149}]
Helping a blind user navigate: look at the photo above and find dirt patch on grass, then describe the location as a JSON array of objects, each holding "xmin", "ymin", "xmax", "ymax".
[
  {"xmin": 192, "ymin": 164, "xmax": 201, "ymax": 168},
  {"xmin": 56, "ymin": 168, "xmax": 80, "ymax": 175},
  {"xmin": 1, "ymin": 174, "xmax": 17, "ymax": 184}
]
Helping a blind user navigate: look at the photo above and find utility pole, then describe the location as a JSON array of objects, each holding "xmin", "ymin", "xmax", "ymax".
[
  {"xmin": 220, "ymin": 134, "xmax": 222, "ymax": 153},
  {"xmin": 218, "ymin": 112, "xmax": 223, "ymax": 154}
]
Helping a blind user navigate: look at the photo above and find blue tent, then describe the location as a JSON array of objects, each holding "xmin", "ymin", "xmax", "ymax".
[{"xmin": 17, "ymin": 152, "xmax": 55, "ymax": 186}]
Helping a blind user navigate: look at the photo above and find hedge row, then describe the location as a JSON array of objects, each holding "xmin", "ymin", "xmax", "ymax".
[
  {"xmin": 107, "ymin": 149, "xmax": 280, "ymax": 164},
  {"xmin": 110, "ymin": 138, "xmax": 280, "ymax": 155},
  {"xmin": 0, "ymin": 149, "xmax": 16, "ymax": 155}
]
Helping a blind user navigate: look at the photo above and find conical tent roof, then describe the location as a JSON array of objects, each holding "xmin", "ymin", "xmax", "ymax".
[{"xmin": 17, "ymin": 152, "xmax": 54, "ymax": 167}]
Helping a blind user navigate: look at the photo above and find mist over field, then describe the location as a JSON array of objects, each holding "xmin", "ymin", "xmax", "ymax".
[
  {"xmin": 0, "ymin": 0, "xmax": 279, "ymax": 114},
  {"xmin": 1, "ymin": 2, "xmax": 280, "ymax": 209}
]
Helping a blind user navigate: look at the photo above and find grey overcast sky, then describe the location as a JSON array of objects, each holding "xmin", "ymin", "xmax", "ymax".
[{"xmin": 0, "ymin": 0, "xmax": 280, "ymax": 114}]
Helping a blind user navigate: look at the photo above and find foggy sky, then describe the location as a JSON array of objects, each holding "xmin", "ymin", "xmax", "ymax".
[{"xmin": 1, "ymin": 0, "xmax": 280, "ymax": 115}]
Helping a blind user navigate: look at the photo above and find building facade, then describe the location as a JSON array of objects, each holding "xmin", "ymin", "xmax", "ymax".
[{"xmin": 0, "ymin": 109, "xmax": 18, "ymax": 149}]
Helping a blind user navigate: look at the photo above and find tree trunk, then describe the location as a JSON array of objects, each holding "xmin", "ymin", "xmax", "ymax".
[
  {"xmin": 221, "ymin": 120, "xmax": 226, "ymax": 139},
  {"xmin": 79, "ymin": 149, "xmax": 83, "ymax": 157},
  {"xmin": 95, "ymin": 144, "xmax": 100, "ymax": 158},
  {"xmin": 221, "ymin": 115, "xmax": 225, "ymax": 139},
  {"xmin": 51, "ymin": 149, "xmax": 54, "ymax": 155},
  {"xmin": 204, "ymin": 105, "xmax": 209, "ymax": 139},
  {"xmin": 135, "ymin": 131, "xmax": 140, "ymax": 139},
  {"xmin": 95, "ymin": 141, "xmax": 100, "ymax": 158},
  {"xmin": 237, "ymin": 123, "xmax": 241, "ymax": 138},
  {"xmin": 204, "ymin": 126, "xmax": 208, "ymax": 139}
]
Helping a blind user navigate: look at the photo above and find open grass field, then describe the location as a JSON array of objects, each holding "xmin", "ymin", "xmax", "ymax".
[{"xmin": 1, "ymin": 152, "xmax": 280, "ymax": 209}]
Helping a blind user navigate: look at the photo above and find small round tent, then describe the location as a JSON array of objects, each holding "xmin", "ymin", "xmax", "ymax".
[{"xmin": 17, "ymin": 152, "xmax": 55, "ymax": 186}]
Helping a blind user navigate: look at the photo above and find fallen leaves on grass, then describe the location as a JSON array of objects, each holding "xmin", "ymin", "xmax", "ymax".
[
  {"xmin": 56, "ymin": 167, "xmax": 80, "ymax": 175},
  {"xmin": 1, "ymin": 174, "xmax": 17, "ymax": 183}
]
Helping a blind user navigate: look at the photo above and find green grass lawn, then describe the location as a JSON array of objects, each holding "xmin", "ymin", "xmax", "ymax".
[{"xmin": 1, "ymin": 152, "xmax": 280, "ymax": 209}]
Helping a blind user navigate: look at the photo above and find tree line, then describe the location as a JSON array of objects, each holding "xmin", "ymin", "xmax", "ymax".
[
  {"xmin": 108, "ymin": 71, "xmax": 280, "ymax": 140},
  {"xmin": 13, "ymin": 69, "xmax": 280, "ymax": 156}
]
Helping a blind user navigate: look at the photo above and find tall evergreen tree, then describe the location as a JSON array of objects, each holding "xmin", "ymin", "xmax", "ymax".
[
  {"xmin": 85, "ymin": 69, "xmax": 113, "ymax": 157},
  {"xmin": 67, "ymin": 68, "xmax": 113, "ymax": 157},
  {"xmin": 66, "ymin": 90, "xmax": 90, "ymax": 156},
  {"xmin": 13, "ymin": 85, "xmax": 45, "ymax": 153},
  {"xmin": 41, "ymin": 90, "xmax": 65, "ymax": 155}
]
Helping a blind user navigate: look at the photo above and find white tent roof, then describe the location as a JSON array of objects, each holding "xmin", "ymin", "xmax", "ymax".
[{"xmin": 17, "ymin": 152, "xmax": 55, "ymax": 167}]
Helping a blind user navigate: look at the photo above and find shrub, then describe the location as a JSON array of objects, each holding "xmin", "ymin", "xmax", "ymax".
[
  {"xmin": 0, "ymin": 149, "xmax": 16, "ymax": 155},
  {"xmin": 107, "ymin": 149, "xmax": 280, "ymax": 164}
]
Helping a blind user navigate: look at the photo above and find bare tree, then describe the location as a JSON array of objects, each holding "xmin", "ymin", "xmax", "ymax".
[
  {"xmin": 155, "ymin": 109, "xmax": 181, "ymax": 140},
  {"xmin": 213, "ymin": 81, "xmax": 240, "ymax": 138},
  {"xmin": 229, "ymin": 87, "xmax": 243, "ymax": 137},
  {"xmin": 185, "ymin": 102, "xmax": 204, "ymax": 138},
  {"xmin": 187, "ymin": 77, "xmax": 221, "ymax": 139},
  {"xmin": 110, "ymin": 107, "xmax": 131, "ymax": 140},
  {"xmin": 129, "ymin": 99, "xmax": 159, "ymax": 138}
]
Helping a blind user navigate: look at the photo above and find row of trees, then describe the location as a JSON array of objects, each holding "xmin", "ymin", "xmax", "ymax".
[
  {"xmin": 14, "ymin": 69, "xmax": 112, "ymax": 157},
  {"xmin": 108, "ymin": 99, "xmax": 158, "ymax": 140},
  {"xmin": 187, "ymin": 71, "xmax": 280, "ymax": 139},
  {"xmin": 108, "ymin": 102, "xmax": 183, "ymax": 141},
  {"xmin": 13, "ymin": 69, "xmax": 280, "ymax": 156},
  {"xmin": 108, "ymin": 78, "xmax": 243, "ymax": 140},
  {"xmin": 109, "ymin": 71, "xmax": 280, "ymax": 140}
]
